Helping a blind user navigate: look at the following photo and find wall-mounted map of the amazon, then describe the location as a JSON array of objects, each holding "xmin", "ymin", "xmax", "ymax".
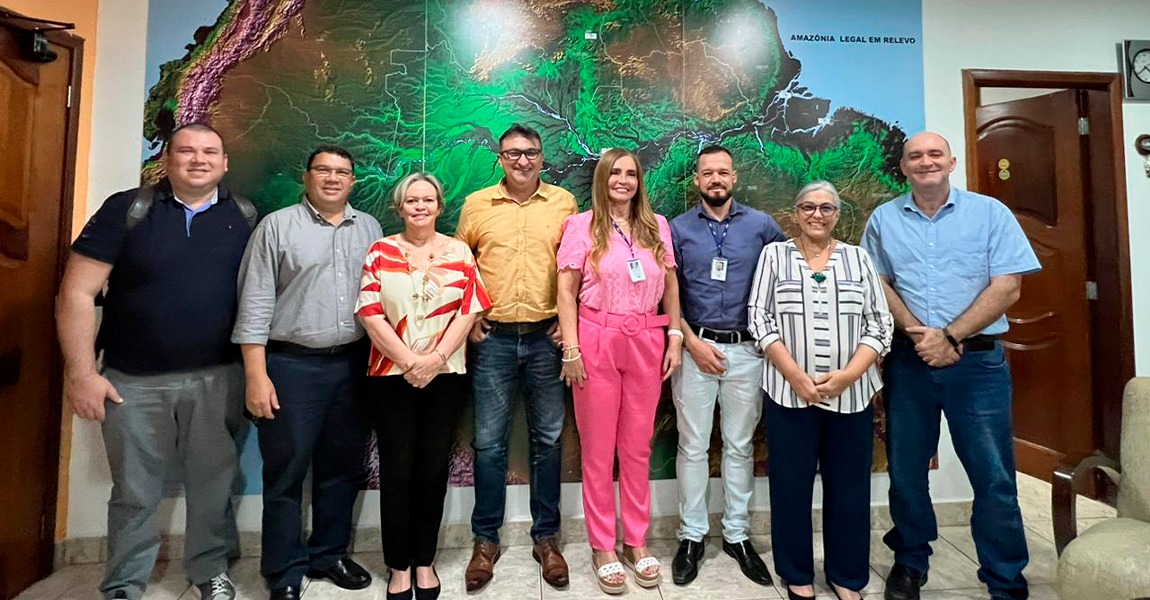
[{"xmin": 143, "ymin": 0, "xmax": 923, "ymax": 491}]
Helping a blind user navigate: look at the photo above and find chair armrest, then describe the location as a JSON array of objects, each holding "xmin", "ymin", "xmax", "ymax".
[{"xmin": 1052, "ymin": 453, "xmax": 1121, "ymax": 555}]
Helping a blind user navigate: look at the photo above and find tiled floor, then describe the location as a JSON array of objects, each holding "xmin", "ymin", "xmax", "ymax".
[{"xmin": 18, "ymin": 473, "xmax": 1116, "ymax": 599}]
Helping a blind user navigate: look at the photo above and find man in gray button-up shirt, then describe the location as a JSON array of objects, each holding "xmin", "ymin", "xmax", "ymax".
[{"xmin": 232, "ymin": 146, "xmax": 383, "ymax": 599}]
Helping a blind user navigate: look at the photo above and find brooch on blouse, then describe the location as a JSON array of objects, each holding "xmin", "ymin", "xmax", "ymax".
[{"xmin": 810, "ymin": 272, "xmax": 827, "ymax": 284}]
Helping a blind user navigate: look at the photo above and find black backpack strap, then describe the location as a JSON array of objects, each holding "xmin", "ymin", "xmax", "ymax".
[
  {"xmin": 233, "ymin": 194, "xmax": 259, "ymax": 229},
  {"xmin": 125, "ymin": 185, "xmax": 156, "ymax": 230}
]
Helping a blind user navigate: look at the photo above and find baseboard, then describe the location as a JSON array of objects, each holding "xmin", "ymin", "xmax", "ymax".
[{"xmin": 54, "ymin": 502, "xmax": 973, "ymax": 567}]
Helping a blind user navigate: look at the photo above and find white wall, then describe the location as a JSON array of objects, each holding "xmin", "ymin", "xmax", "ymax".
[{"xmin": 64, "ymin": 0, "xmax": 1150, "ymax": 539}]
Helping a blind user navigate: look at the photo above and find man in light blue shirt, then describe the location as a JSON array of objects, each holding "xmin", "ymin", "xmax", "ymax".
[{"xmin": 861, "ymin": 132, "xmax": 1040, "ymax": 600}]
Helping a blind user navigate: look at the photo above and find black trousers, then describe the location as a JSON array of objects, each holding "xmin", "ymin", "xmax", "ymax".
[
  {"xmin": 259, "ymin": 347, "xmax": 370, "ymax": 589},
  {"xmin": 766, "ymin": 399, "xmax": 874, "ymax": 591},
  {"xmin": 369, "ymin": 374, "xmax": 467, "ymax": 570}
]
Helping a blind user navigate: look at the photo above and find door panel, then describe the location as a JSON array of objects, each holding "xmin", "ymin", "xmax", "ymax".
[
  {"xmin": 0, "ymin": 21, "xmax": 75, "ymax": 599},
  {"xmin": 975, "ymin": 89, "xmax": 1094, "ymax": 480}
]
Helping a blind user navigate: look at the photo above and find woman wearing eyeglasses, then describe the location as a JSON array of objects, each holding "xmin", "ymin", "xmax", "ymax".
[
  {"xmin": 555, "ymin": 148, "xmax": 681, "ymax": 594},
  {"xmin": 747, "ymin": 181, "xmax": 892, "ymax": 600},
  {"xmin": 355, "ymin": 173, "xmax": 491, "ymax": 600}
]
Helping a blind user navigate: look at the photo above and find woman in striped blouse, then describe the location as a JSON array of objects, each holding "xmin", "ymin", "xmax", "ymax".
[{"xmin": 748, "ymin": 181, "xmax": 893, "ymax": 600}]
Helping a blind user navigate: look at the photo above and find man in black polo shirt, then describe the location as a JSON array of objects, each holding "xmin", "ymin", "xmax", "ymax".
[{"xmin": 57, "ymin": 123, "xmax": 250, "ymax": 600}]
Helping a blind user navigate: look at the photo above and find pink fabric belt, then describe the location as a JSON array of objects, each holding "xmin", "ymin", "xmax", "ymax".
[{"xmin": 578, "ymin": 305, "xmax": 670, "ymax": 336}]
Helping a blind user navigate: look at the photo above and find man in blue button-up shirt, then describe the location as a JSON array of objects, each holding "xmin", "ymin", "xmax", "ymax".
[
  {"xmin": 862, "ymin": 132, "xmax": 1041, "ymax": 600},
  {"xmin": 669, "ymin": 145, "xmax": 785, "ymax": 587}
]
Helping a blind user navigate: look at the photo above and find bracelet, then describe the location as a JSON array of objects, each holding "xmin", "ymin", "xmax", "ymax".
[
  {"xmin": 433, "ymin": 349, "xmax": 448, "ymax": 364},
  {"xmin": 562, "ymin": 343, "xmax": 580, "ymax": 352},
  {"xmin": 561, "ymin": 353, "xmax": 583, "ymax": 363},
  {"xmin": 667, "ymin": 328, "xmax": 684, "ymax": 338}
]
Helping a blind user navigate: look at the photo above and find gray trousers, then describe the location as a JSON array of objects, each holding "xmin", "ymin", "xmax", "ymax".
[{"xmin": 100, "ymin": 363, "xmax": 245, "ymax": 599}]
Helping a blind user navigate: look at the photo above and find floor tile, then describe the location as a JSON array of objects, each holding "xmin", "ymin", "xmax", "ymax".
[
  {"xmin": 655, "ymin": 537, "xmax": 780, "ymax": 600},
  {"xmin": 937, "ymin": 525, "xmax": 1056, "ymax": 585},
  {"xmin": 15, "ymin": 564, "xmax": 102, "ymax": 600},
  {"xmin": 915, "ymin": 583, "xmax": 1057, "ymax": 599},
  {"xmin": 1016, "ymin": 472, "xmax": 1116, "ymax": 522}
]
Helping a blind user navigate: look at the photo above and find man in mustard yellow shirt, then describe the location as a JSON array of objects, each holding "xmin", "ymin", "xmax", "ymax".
[{"xmin": 456, "ymin": 124, "xmax": 578, "ymax": 592}]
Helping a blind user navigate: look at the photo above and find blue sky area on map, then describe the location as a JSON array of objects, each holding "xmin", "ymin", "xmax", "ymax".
[
  {"xmin": 764, "ymin": 0, "xmax": 925, "ymax": 133},
  {"xmin": 141, "ymin": 0, "xmax": 228, "ymax": 160}
]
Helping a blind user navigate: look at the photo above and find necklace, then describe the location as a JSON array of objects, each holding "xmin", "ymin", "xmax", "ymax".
[
  {"xmin": 799, "ymin": 238, "xmax": 833, "ymax": 284},
  {"xmin": 400, "ymin": 245, "xmax": 436, "ymax": 303}
]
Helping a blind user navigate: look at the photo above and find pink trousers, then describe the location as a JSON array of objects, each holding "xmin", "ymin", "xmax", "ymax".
[{"xmin": 573, "ymin": 306, "xmax": 668, "ymax": 551}]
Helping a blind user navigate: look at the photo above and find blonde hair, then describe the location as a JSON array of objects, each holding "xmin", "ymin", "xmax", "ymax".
[
  {"xmin": 589, "ymin": 149, "xmax": 667, "ymax": 270},
  {"xmin": 391, "ymin": 172, "xmax": 445, "ymax": 214}
]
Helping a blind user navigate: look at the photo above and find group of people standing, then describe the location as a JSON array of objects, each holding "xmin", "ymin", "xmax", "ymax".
[{"xmin": 58, "ymin": 121, "xmax": 1039, "ymax": 600}]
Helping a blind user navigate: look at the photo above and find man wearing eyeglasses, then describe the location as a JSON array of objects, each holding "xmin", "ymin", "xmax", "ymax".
[
  {"xmin": 455, "ymin": 123, "xmax": 578, "ymax": 591},
  {"xmin": 668, "ymin": 145, "xmax": 785, "ymax": 587},
  {"xmin": 233, "ymin": 146, "xmax": 383, "ymax": 600},
  {"xmin": 862, "ymin": 132, "xmax": 1040, "ymax": 600}
]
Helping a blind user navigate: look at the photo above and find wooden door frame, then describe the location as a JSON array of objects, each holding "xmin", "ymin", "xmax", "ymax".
[
  {"xmin": 0, "ymin": 9, "xmax": 82, "ymax": 580},
  {"xmin": 962, "ymin": 69, "xmax": 1133, "ymax": 462}
]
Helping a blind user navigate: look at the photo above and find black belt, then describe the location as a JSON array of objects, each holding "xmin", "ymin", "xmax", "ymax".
[
  {"xmin": 687, "ymin": 322, "xmax": 753, "ymax": 344},
  {"xmin": 961, "ymin": 334, "xmax": 999, "ymax": 352},
  {"xmin": 266, "ymin": 340, "xmax": 358, "ymax": 356},
  {"xmin": 489, "ymin": 316, "xmax": 556, "ymax": 335},
  {"xmin": 894, "ymin": 331, "xmax": 998, "ymax": 352}
]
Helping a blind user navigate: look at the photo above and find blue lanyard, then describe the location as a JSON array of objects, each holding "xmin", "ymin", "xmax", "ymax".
[
  {"xmin": 611, "ymin": 220, "xmax": 636, "ymax": 259},
  {"xmin": 706, "ymin": 219, "xmax": 730, "ymax": 258}
]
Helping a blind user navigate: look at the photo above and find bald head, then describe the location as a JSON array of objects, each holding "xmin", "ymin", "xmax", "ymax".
[{"xmin": 902, "ymin": 131, "xmax": 952, "ymax": 159}]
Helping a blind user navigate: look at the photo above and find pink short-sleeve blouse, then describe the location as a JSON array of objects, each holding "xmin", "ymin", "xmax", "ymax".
[{"xmin": 556, "ymin": 211, "xmax": 676, "ymax": 315}]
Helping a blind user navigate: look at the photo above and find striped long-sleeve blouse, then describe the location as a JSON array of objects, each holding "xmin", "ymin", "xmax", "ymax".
[{"xmin": 747, "ymin": 240, "xmax": 893, "ymax": 413}]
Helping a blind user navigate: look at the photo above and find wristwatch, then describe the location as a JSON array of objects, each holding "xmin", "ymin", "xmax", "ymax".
[{"xmin": 943, "ymin": 327, "xmax": 961, "ymax": 349}]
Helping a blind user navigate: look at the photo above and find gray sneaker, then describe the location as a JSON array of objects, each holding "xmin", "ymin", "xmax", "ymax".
[{"xmin": 196, "ymin": 574, "xmax": 236, "ymax": 600}]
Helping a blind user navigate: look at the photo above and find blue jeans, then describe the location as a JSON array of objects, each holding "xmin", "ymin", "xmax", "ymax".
[
  {"xmin": 883, "ymin": 336, "xmax": 1029, "ymax": 599},
  {"xmin": 469, "ymin": 326, "xmax": 565, "ymax": 543}
]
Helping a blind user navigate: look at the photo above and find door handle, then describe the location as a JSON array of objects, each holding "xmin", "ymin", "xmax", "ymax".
[{"xmin": 0, "ymin": 348, "xmax": 21, "ymax": 387}]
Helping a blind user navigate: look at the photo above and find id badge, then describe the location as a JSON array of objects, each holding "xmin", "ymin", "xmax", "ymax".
[
  {"xmin": 710, "ymin": 257, "xmax": 728, "ymax": 281},
  {"xmin": 627, "ymin": 258, "xmax": 647, "ymax": 282}
]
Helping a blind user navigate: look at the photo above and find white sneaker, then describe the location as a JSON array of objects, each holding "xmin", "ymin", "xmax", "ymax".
[{"xmin": 196, "ymin": 573, "xmax": 236, "ymax": 600}]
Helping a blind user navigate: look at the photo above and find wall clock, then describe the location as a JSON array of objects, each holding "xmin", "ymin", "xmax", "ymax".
[{"xmin": 1124, "ymin": 40, "xmax": 1150, "ymax": 100}]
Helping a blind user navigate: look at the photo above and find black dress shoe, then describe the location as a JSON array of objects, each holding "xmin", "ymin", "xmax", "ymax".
[
  {"xmin": 307, "ymin": 556, "xmax": 373, "ymax": 590},
  {"xmin": 671, "ymin": 539, "xmax": 705, "ymax": 585},
  {"xmin": 884, "ymin": 563, "xmax": 927, "ymax": 600},
  {"xmin": 269, "ymin": 585, "xmax": 300, "ymax": 600},
  {"xmin": 722, "ymin": 539, "xmax": 774, "ymax": 586}
]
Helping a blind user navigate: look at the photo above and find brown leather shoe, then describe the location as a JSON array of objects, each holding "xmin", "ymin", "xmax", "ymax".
[
  {"xmin": 465, "ymin": 540, "xmax": 501, "ymax": 592},
  {"xmin": 532, "ymin": 537, "xmax": 570, "ymax": 589}
]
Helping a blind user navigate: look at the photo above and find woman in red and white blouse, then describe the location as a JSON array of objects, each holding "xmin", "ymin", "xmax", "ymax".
[{"xmin": 355, "ymin": 172, "xmax": 490, "ymax": 600}]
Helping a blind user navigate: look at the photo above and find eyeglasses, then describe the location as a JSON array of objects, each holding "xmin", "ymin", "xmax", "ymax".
[
  {"xmin": 499, "ymin": 148, "xmax": 542, "ymax": 161},
  {"xmin": 796, "ymin": 203, "xmax": 840, "ymax": 217},
  {"xmin": 309, "ymin": 166, "xmax": 355, "ymax": 179}
]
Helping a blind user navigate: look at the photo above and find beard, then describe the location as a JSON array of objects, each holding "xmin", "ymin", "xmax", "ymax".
[{"xmin": 700, "ymin": 186, "xmax": 731, "ymax": 207}]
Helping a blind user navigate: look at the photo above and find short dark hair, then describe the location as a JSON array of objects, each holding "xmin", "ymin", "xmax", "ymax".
[
  {"xmin": 164, "ymin": 123, "xmax": 226, "ymax": 154},
  {"xmin": 306, "ymin": 145, "xmax": 356, "ymax": 172},
  {"xmin": 696, "ymin": 144, "xmax": 732, "ymax": 169},
  {"xmin": 499, "ymin": 123, "xmax": 542, "ymax": 148}
]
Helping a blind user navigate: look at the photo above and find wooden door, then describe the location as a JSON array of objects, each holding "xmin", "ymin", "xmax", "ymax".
[
  {"xmin": 974, "ymin": 89, "xmax": 1094, "ymax": 480},
  {"xmin": 0, "ymin": 17, "xmax": 80, "ymax": 598}
]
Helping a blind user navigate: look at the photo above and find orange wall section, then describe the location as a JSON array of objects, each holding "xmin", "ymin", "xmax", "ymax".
[{"xmin": 4, "ymin": 0, "xmax": 98, "ymax": 236}]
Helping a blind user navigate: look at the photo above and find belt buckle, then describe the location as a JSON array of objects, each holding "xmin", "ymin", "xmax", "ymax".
[{"xmin": 620, "ymin": 315, "xmax": 642, "ymax": 336}]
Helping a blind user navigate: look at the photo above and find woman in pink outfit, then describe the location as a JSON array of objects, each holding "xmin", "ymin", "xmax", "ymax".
[{"xmin": 556, "ymin": 148, "xmax": 682, "ymax": 594}]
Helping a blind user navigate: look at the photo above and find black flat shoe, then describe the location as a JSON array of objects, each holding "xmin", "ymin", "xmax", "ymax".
[
  {"xmin": 786, "ymin": 586, "xmax": 816, "ymax": 600},
  {"xmin": 308, "ymin": 556, "xmax": 372, "ymax": 590},
  {"xmin": 722, "ymin": 539, "xmax": 774, "ymax": 586},
  {"xmin": 826, "ymin": 576, "xmax": 857, "ymax": 600},
  {"xmin": 415, "ymin": 565, "xmax": 441, "ymax": 600},
  {"xmin": 671, "ymin": 539, "xmax": 705, "ymax": 585},
  {"xmin": 387, "ymin": 570, "xmax": 414, "ymax": 600}
]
